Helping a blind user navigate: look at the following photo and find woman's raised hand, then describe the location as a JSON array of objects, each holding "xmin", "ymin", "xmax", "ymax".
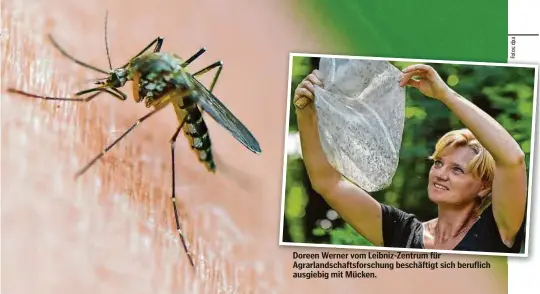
[
  {"xmin": 293, "ymin": 70, "xmax": 324, "ymax": 109},
  {"xmin": 399, "ymin": 64, "xmax": 454, "ymax": 101}
]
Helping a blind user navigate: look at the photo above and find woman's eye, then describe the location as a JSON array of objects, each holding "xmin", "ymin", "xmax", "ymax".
[
  {"xmin": 433, "ymin": 160, "xmax": 442, "ymax": 167},
  {"xmin": 452, "ymin": 167, "xmax": 464, "ymax": 173}
]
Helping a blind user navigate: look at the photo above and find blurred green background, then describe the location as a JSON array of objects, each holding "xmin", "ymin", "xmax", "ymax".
[
  {"xmin": 282, "ymin": 56, "xmax": 536, "ymax": 248},
  {"xmin": 295, "ymin": 0, "xmax": 507, "ymax": 62}
]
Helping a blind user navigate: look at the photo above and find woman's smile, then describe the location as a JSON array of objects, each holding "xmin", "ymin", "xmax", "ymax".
[{"xmin": 433, "ymin": 182, "xmax": 449, "ymax": 191}]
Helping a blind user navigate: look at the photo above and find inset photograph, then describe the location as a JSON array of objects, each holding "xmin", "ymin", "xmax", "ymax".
[{"xmin": 279, "ymin": 53, "xmax": 538, "ymax": 257}]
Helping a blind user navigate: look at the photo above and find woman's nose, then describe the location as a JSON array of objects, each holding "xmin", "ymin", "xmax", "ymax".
[{"xmin": 434, "ymin": 167, "xmax": 449, "ymax": 181}]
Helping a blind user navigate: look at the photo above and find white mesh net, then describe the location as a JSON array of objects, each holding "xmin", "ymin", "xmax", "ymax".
[{"xmin": 313, "ymin": 57, "xmax": 406, "ymax": 192}]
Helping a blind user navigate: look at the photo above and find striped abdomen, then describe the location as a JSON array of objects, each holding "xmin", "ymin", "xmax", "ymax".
[{"xmin": 181, "ymin": 96, "xmax": 216, "ymax": 172}]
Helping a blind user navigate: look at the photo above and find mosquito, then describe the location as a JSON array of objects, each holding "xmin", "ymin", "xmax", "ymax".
[{"xmin": 7, "ymin": 12, "xmax": 262, "ymax": 270}]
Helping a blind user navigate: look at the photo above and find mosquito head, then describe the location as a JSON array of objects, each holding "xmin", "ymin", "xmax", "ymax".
[{"xmin": 95, "ymin": 68, "xmax": 128, "ymax": 88}]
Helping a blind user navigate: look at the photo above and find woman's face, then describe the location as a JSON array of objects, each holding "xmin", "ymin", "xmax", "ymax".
[{"xmin": 427, "ymin": 146, "xmax": 486, "ymax": 207}]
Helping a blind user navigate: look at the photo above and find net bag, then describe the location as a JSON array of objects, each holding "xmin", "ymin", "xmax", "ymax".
[{"xmin": 313, "ymin": 57, "xmax": 406, "ymax": 192}]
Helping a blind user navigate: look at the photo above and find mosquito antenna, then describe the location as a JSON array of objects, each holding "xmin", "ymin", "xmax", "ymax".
[
  {"xmin": 48, "ymin": 35, "xmax": 109, "ymax": 74},
  {"xmin": 104, "ymin": 10, "xmax": 113, "ymax": 70}
]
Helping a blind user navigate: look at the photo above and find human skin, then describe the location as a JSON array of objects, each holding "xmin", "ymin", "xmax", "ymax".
[{"xmin": 2, "ymin": 0, "xmax": 509, "ymax": 293}]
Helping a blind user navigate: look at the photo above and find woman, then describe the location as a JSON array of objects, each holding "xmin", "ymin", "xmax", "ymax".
[{"xmin": 293, "ymin": 64, "xmax": 527, "ymax": 253}]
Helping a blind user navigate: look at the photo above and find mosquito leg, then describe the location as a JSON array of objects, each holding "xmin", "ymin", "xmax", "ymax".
[
  {"xmin": 121, "ymin": 37, "xmax": 164, "ymax": 68},
  {"xmin": 134, "ymin": 37, "xmax": 164, "ymax": 56},
  {"xmin": 181, "ymin": 47, "xmax": 207, "ymax": 67},
  {"xmin": 7, "ymin": 88, "xmax": 103, "ymax": 102},
  {"xmin": 48, "ymin": 34, "xmax": 109, "ymax": 74},
  {"xmin": 108, "ymin": 87, "xmax": 128, "ymax": 100},
  {"xmin": 74, "ymin": 106, "xmax": 164, "ymax": 178},
  {"xmin": 7, "ymin": 86, "xmax": 126, "ymax": 102},
  {"xmin": 62, "ymin": 87, "xmax": 126, "ymax": 101},
  {"xmin": 153, "ymin": 37, "xmax": 164, "ymax": 53},
  {"xmin": 192, "ymin": 61, "xmax": 223, "ymax": 92},
  {"xmin": 169, "ymin": 115, "xmax": 195, "ymax": 268}
]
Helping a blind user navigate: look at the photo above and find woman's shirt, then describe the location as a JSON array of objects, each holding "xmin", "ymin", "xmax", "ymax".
[{"xmin": 380, "ymin": 203, "xmax": 525, "ymax": 253}]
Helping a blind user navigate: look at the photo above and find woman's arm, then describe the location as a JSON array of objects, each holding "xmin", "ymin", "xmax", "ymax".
[
  {"xmin": 294, "ymin": 70, "xmax": 384, "ymax": 246},
  {"xmin": 400, "ymin": 64, "xmax": 527, "ymax": 247}
]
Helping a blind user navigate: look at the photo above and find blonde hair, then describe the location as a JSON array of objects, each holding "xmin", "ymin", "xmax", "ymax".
[{"xmin": 429, "ymin": 129, "xmax": 496, "ymax": 213}]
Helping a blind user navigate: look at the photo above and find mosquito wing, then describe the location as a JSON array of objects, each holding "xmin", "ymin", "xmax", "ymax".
[{"xmin": 187, "ymin": 76, "xmax": 262, "ymax": 154}]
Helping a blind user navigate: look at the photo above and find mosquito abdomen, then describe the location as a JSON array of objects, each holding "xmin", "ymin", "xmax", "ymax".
[{"xmin": 182, "ymin": 96, "xmax": 216, "ymax": 173}]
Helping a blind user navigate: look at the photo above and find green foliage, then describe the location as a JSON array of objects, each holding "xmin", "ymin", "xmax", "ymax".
[
  {"xmin": 283, "ymin": 57, "xmax": 536, "ymax": 247},
  {"xmin": 284, "ymin": 157, "xmax": 309, "ymax": 242},
  {"xmin": 288, "ymin": 56, "xmax": 315, "ymax": 133}
]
